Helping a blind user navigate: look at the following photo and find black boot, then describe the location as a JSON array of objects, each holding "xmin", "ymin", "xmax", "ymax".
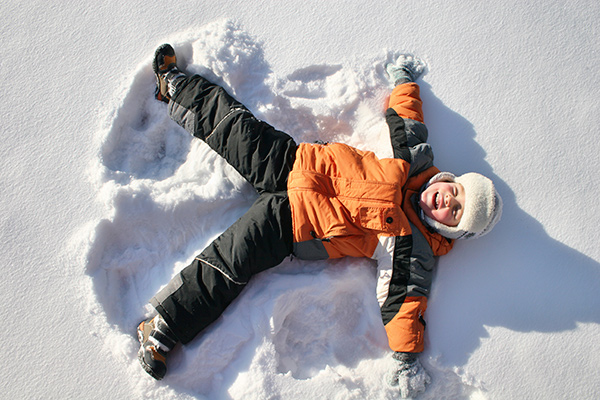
[
  {"xmin": 137, "ymin": 314, "xmax": 178, "ymax": 380},
  {"xmin": 152, "ymin": 44, "xmax": 186, "ymax": 103}
]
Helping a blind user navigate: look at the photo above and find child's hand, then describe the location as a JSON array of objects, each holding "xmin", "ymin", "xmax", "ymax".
[
  {"xmin": 385, "ymin": 54, "xmax": 427, "ymax": 86},
  {"xmin": 387, "ymin": 352, "xmax": 431, "ymax": 398}
]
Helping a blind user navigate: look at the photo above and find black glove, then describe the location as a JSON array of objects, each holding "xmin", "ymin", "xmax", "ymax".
[{"xmin": 387, "ymin": 352, "xmax": 431, "ymax": 398}]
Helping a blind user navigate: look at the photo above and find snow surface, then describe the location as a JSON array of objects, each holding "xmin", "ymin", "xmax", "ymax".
[{"xmin": 1, "ymin": 1, "xmax": 599, "ymax": 399}]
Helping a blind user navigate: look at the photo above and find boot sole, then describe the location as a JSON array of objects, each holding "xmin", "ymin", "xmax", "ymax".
[
  {"xmin": 137, "ymin": 347, "xmax": 165, "ymax": 380},
  {"xmin": 152, "ymin": 44, "xmax": 176, "ymax": 74}
]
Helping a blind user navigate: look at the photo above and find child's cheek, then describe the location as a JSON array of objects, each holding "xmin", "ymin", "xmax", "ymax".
[{"xmin": 436, "ymin": 209, "xmax": 450, "ymax": 224}]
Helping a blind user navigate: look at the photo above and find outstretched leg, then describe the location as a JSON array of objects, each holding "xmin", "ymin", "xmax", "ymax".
[
  {"xmin": 151, "ymin": 192, "xmax": 293, "ymax": 344},
  {"xmin": 168, "ymin": 75, "xmax": 297, "ymax": 193},
  {"xmin": 153, "ymin": 44, "xmax": 296, "ymax": 194},
  {"xmin": 138, "ymin": 192, "xmax": 292, "ymax": 379}
]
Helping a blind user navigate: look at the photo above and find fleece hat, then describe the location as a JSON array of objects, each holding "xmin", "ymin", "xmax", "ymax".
[{"xmin": 422, "ymin": 172, "xmax": 503, "ymax": 240}]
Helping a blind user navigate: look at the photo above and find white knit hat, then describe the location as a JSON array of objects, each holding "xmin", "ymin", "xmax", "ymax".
[{"xmin": 422, "ymin": 172, "xmax": 503, "ymax": 240}]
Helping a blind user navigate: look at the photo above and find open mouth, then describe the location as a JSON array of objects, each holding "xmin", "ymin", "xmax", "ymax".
[{"xmin": 434, "ymin": 192, "xmax": 440, "ymax": 209}]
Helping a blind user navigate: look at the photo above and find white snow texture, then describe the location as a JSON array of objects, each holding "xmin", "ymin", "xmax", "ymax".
[{"xmin": 1, "ymin": 2, "xmax": 599, "ymax": 400}]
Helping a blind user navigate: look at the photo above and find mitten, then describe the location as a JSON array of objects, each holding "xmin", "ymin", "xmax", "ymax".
[
  {"xmin": 385, "ymin": 54, "xmax": 426, "ymax": 86},
  {"xmin": 387, "ymin": 352, "xmax": 431, "ymax": 398}
]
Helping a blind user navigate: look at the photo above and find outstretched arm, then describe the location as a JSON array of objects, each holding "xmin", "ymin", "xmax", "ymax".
[
  {"xmin": 373, "ymin": 232, "xmax": 435, "ymax": 398},
  {"xmin": 384, "ymin": 55, "xmax": 429, "ymax": 163},
  {"xmin": 385, "ymin": 54, "xmax": 426, "ymax": 123},
  {"xmin": 372, "ymin": 197, "xmax": 440, "ymax": 399}
]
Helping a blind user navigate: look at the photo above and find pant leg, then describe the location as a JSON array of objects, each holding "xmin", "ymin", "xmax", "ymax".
[
  {"xmin": 168, "ymin": 75, "xmax": 297, "ymax": 194},
  {"xmin": 150, "ymin": 192, "xmax": 293, "ymax": 344}
]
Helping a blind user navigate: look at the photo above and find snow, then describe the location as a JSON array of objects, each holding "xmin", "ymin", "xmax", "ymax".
[{"xmin": 1, "ymin": 1, "xmax": 599, "ymax": 399}]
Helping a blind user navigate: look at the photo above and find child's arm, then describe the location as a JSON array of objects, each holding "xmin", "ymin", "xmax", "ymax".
[
  {"xmin": 384, "ymin": 55, "xmax": 430, "ymax": 166},
  {"xmin": 376, "ymin": 228, "xmax": 435, "ymax": 353},
  {"xmin": 375, "ymin": 230, "xmax": 435, "ymax": 397},
  {"xmin": 388, "ymin": 82, "xmax": 424, "ymax": 123},
  {"xmin": 385, "ymin": 107, "xmax": 411, "ymax": 161},
  {"xmin": 386, "ymin": 54, "xmax": 426, "ymax": 122}
]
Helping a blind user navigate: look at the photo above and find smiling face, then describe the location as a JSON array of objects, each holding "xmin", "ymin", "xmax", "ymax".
[{"xmin": 419, "ymin": 181, "xmax": 466, "ymax": 227}]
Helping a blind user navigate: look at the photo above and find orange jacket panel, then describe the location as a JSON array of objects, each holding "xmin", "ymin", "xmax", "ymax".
[
  {"xmin": 385, "ymin": 296, "xmax": 427, "ymax": 353},
  {"xmin": 389, "ymin": 82, "xmax": 424, "ymax": 123},
  {"xmin": 288, "ymin": 142, "xmax": 411, "ymax": 259}
]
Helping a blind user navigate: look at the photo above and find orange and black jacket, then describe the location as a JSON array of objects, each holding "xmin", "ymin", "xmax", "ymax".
[
  {"xmin": 288, "ymin": 82, "xmax": 454, "ymax": 353},
  {"xmin": 157, "ymin": 75, "xmax": 453, "ymax": 351}
]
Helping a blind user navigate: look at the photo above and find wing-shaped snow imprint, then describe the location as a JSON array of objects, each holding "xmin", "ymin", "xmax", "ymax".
[{"xmin": 79, "ymin": 20, "xmax": 484, "ymax": 400}]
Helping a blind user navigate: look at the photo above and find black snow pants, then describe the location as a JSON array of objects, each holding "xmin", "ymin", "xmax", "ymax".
[{"xmin": 150, "ymin": 75, "xmax": 297, "ymax": 344}]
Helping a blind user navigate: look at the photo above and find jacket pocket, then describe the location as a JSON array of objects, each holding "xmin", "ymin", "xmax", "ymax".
[{"xmin": 358, "ymin": 206, "xmax": 402, "ymax": 232}]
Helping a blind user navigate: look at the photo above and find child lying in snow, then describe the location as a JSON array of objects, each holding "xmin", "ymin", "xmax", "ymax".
[{"xmin": 136, "ymin": 44, "xmax": 502, "ymax": 397}]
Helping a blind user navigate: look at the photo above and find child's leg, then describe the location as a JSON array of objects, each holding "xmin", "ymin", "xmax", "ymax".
[
  {"xmin": 168, "ymin": 75, "xmax": 297, "ymax": 194},
  {"xmin": 150, "ymin": 192, "xmax": 292, "ymax": 344}
]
